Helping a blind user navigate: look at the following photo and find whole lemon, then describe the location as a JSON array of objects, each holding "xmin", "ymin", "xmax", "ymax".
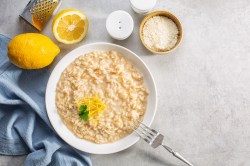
[{"xmin": 8, "ymin": 33, "xmax": 60, "ymax": 69}]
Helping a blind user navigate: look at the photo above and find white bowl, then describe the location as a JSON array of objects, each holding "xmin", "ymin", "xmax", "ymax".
[{"xmin": 45, "ymin": 42, "xmax": 157, "ymax": 154}]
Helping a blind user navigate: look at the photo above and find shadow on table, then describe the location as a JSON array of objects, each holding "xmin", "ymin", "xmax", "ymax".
[
  {"xmin": 136, "ymin": 148, "xmax": 177, "ymax": 166},
  {"xmin": 112, "ymin": 145, "xmax": 177, "ymax": 166}
]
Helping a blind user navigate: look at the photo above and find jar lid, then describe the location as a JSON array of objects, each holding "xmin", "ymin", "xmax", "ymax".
[
  {"xmin": 130, "ymin": 0, "xmax": 157, "ymax": 12},
  {"xmin": 106, "ymin": 10, "xmax": 134, "ymax": 40}
]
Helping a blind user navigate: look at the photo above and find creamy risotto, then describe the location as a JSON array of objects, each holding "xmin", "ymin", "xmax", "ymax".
[{"xmin": 56, "ymin": 51, "xmax": 148, "ymax": 144}]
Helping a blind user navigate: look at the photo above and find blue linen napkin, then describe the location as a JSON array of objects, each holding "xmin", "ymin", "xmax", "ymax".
[{"xmin": 0, "ymin": 34, "xmax": 92, "ymax": 166}]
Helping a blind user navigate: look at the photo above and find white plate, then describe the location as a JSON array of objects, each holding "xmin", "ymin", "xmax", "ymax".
[{"xmin": 45, "ymin": 43, "xmax": 157, "ymax": 154}]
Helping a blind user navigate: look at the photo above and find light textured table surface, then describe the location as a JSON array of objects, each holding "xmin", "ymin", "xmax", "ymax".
[{"xmin": 1, "ymin": 0, "xmax": 250, "ymax": 166}]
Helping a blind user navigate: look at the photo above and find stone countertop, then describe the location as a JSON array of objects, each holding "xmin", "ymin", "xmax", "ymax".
[{"xmin": 1, "ymin": 0, "xmax": 250, "ymax": 165}]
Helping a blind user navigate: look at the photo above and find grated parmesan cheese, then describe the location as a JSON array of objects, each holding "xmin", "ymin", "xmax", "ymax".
[{"xmin": 142, "ymin": 15, "xmax": 179, "ymax": 52}]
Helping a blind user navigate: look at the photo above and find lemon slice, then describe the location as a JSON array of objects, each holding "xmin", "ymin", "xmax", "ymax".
[{"xmin": 52, "ymin": 9, "xmax": 89, "ymax": 44}]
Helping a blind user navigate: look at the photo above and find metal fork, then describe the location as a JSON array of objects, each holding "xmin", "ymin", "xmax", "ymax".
[{"xmin": 132, "ymin": 121, "xmax": 194, "ymax": 166}]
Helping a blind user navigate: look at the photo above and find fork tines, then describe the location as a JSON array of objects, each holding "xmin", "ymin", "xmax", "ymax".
[{"xmin": 132, "ymin": 120, "xmax": 159, "ymax": 144}]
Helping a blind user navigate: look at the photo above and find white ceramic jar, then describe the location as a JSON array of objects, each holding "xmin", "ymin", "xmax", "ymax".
[
  {"xmin": 106, "ymin": 10, "xmax": 134, "ymax": 40},
  {"xmin": 130, "ymin": 0, "xmax": 157, "ymax": 14}
]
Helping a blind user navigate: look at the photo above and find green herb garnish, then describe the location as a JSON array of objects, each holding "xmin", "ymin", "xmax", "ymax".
[{"xmin": 79, "ymin": 105, "xmax": 89, "ymax": 121}]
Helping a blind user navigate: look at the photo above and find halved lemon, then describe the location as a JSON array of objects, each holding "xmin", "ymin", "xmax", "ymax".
[{"xmin": 52, "ymin": 9, "xmax": 89, "ymax": 44}]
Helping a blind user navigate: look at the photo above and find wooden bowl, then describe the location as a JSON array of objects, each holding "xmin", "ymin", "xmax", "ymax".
[{"xmin": 139, "ymin": 10, "xmax": 183, "ymax": 54}]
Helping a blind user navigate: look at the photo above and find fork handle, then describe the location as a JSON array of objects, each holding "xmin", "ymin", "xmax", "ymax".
[{"xmin": 161, "ymin": 144, "xmax": 194, "ymax": 166}]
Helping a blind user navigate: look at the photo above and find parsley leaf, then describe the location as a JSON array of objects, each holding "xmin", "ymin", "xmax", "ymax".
[
  {"xmin": 79, "ymin": 105, "xmax": 89, "ymax": 121},
  {"xmin": 79, "ymin": 111, "xmax": 89, "ymax": 121},
  {"xmin": 79, "ymin": 105, "xmax": 87, "ymax": 114}
]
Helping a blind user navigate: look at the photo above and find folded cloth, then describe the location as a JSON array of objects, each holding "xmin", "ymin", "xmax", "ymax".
[{"xmin": 0, "ymin": 34, "xmax": 92, "ymax": 166}]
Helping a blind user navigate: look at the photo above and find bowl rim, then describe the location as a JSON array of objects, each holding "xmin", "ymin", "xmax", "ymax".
[
  {"xmin": 45, "ymin": 42, "xmax": 158, "ymax": 154},
  {"xmin": 139, "ymin": 10, "xmax": 183, "ymax": 54}
]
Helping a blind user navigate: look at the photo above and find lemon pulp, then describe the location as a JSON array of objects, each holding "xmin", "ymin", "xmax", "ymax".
[{"xmin": 52, "ymin": 9, "xmax": 89, "ymax": 44}]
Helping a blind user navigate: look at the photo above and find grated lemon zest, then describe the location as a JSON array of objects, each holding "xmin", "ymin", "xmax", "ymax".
[{"xmin": 77, "ymin": 94, "xmax": 106, "ymax": 122}]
